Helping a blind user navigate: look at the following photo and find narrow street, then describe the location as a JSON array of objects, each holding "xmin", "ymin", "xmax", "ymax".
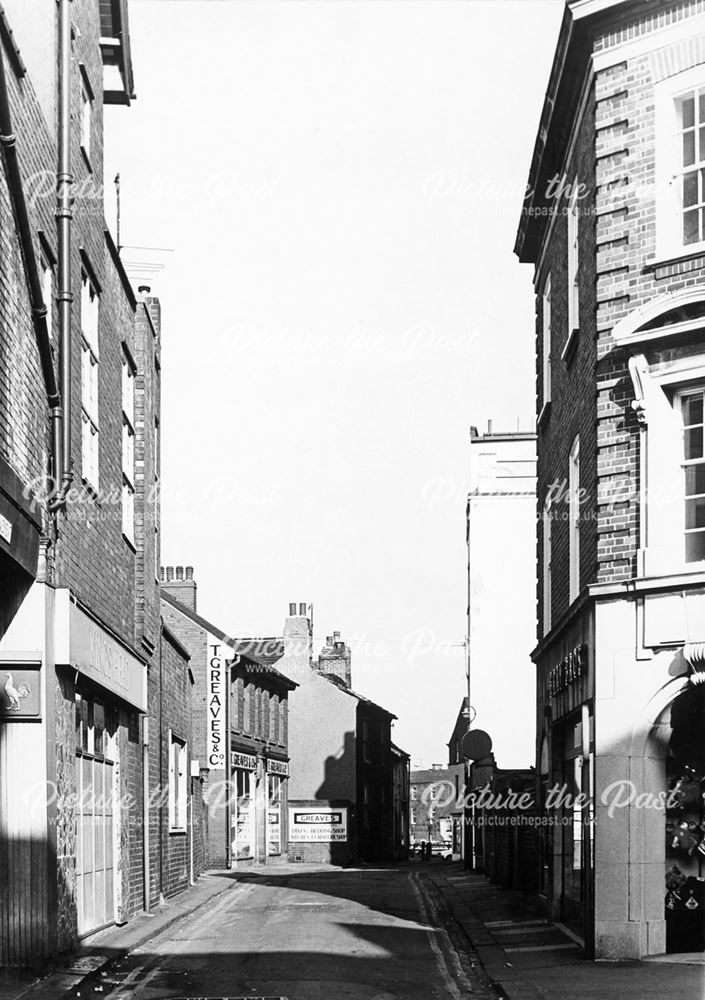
[{"xmin": 93, "ymin": 866, "xmax": 496, "ymax": 1000}]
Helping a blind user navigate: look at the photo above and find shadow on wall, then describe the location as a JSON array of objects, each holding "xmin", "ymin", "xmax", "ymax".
[{"xmin": 312, "ymin": 730, "xmax": 356, "ymax": 865}]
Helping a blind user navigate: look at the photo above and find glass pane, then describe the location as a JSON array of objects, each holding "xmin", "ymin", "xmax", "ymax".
[
  {"xmin": 684, "ymin": 171, "xmax": 698, "ymax": 208},
  {"xmin": 684, "ymin": 209, "xmax": 699, "ymax": 244},
  {"xmin": 700, "ymin": 92, "xmax": 705, "ymax": 124},
  {"xmin": 93, "ymin": 702, "xmax": 104, "ymax": 756},
  {"xmin": 684, "ymin": 130, "xmax": 696, "ymax": 167},
  {"xmin": 682, "ymin": 96, "xmax": 696, "ymax": 129},
  {"xmin": 686, "ymin": 497, "xmax": 705, "ymax": 529},
  {"xmin": 685, "ymin": 462, "xmax": 705, "ymax": 497},
  {"xmin": 686, "ymin": 530, "xmax": 705, "ymax": 562},
  {"xmin": 700, "ymin": 127, "xmax": 705, "ymax": 162},
  {"xmin": 685, "ymin": 427, "xmax": 704, "ymax": 460},
  {"xmin": 684, "ymin": 394, "xmax": 704, "ymax": 426}
]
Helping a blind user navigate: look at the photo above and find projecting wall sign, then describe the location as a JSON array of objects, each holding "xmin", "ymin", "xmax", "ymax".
[
  {"xmin": 0, "ymin": 663, "xmax": 41, "ymax": 720},
  {"xmin": 207, "ymin": 638, "xmax": 226, "ymax": 770}
]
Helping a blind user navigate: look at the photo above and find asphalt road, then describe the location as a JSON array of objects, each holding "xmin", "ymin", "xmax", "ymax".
[{"xmin": 94, "ymin": 865, "xmax": 496, "ymax": 1000}]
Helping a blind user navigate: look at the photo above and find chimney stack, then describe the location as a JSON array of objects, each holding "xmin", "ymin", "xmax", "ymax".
[
  {"xmin": 314, "ymin": 630, "xmax": 352, "ymax": 688},
  {"xmin": 161, "ymin": 564, "xmax": 198, "ymax": 611}
]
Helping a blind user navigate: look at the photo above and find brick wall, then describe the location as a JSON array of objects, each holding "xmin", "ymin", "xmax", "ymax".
[{"xmin": 286, "ymin": 798, "xmax": 354, "ymax": 865}]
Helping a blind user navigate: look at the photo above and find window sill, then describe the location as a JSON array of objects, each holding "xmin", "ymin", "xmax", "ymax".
[
  {"xmin": 644, "ymin": 247, "xmax": 705, "ymax": 272},
  {"xmin": 561, "ymin": 327, "xmax": 579, "ymax": 364},
  {"xmin": 538, "ymin": 400, "xmax": 551, "ymax": 429},
  {"xmin": 169, "ymin": 827, "xmax": 187, "ymax": 836},
  {"xmin": 122, "ymin": 532, "xmax": 136, "ymax": 553},
  {"xmin": 81, "ymin": 477, "xmax": 101, "ymax": 504}
]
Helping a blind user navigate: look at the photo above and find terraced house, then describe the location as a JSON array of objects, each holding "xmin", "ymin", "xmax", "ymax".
[{"xmin": 517, "ymin": 0, "xmax": 705, "ymax": 960}]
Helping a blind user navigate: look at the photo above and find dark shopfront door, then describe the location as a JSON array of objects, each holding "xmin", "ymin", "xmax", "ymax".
[{"xmin": 558, "ymin": 713, "xmax": 594, "ymax": 949}]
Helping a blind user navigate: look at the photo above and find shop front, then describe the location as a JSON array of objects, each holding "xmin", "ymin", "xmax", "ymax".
[
  {"xmin": 535, "ymin": 613, "xmax": 594, "ymax": 952},
  {"xmin": 230, "ymin": 749, "xmax": 289, "ymax": 864}
]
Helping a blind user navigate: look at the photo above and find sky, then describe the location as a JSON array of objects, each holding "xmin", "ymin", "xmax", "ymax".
[{"xmin": 105, "ymin": 0, "xmax": 564, "ymax": 768}]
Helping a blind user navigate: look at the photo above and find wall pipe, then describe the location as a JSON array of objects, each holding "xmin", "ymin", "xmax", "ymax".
[
  {"xmin": 57, "ymin": 0, "xmax": 73, "ymax": 499},
  {"xmin": 0, "ymin": 34, "xmax": 63, "ymax": 499}
]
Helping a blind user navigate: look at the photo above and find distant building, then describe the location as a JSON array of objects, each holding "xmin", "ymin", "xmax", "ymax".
[
  {"xmin": 390, "ymin": 743, "xmax": 411, "ymax": 861},
  {"xmin": 410, "ymin": 765, "xmax": 464, "ymax": 849},
  {"xmin": 277, "ymin": 604, "xmax": 407, "ymax": 864}
]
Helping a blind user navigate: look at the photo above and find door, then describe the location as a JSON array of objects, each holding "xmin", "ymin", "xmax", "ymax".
[{"xmin": 75, "ymin": 695, "xmax": 116, "ymax": 936}]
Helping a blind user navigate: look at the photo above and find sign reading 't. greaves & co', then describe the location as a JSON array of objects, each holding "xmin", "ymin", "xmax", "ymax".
[{"xmin": 207, "ymin": 638, "xmax": 226, "ymax": 769}]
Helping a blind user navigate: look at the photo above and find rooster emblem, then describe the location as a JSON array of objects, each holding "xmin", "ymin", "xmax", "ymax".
[{"xmin": 4, "ymin": 673, "xmax": 30, "ymax": 711}]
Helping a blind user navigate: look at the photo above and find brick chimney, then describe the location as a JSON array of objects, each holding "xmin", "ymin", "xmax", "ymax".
[
  {"xmin": 314, "ymin": 630, "xmax": 352, "ymax": 688},
  {"xmin": 281, "ymin": 601, "xmax": 312, "ymax": 679},
  {"xmin": 160, "ymin": 565, "xmax": 197, "ymax": 611}
]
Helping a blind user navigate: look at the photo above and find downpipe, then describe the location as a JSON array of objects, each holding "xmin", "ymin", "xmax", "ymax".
[
  {"xmin": 56, "ymin": 0, "xmax": 73, "ymax": 503},
  {"xmin": 0, "ymin": 30, "xmax": 63, "ymax": 502}
]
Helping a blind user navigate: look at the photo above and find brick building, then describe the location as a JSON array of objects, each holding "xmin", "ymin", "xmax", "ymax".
[
  {"xmin": 0, "ymin": 2, "xmax": 207, "ymax": 968},
  {"xmin": 410, "ymin": 764, "xmax": 464, "ymax": 852},
  {"xmin": 516, "ymin": 0, "xmax": 705, "ymax": 959},
  {"xmin": 160, "ymin": 569, "xmax": 297, "ymax": 868}
]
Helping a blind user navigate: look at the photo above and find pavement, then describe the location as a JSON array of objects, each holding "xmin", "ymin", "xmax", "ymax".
[
  {"xmin": 0, "ymin": 860, "xmax": 703, "ymax": 1000},
  {"xmin": 423, "ymin": 862, "xmax": 705, "ymax": 1000}
]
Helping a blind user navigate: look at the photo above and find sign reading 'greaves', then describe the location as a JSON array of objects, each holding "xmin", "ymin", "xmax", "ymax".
[
  {"xmin": 289, "ymin": 808, "xmax": 348, "ymax": 842},
  {"xmin": 208, "ymin": 640, "xmax": 226, "ymax": 769}
]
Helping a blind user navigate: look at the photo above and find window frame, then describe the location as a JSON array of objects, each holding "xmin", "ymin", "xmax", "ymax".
[
  {"xmin": 168, "ymin": 730, "xmax": 188, "ymax": 833},
  {"xmin": 569, "ymin": 436, "xmax": 581, "ymax": 603},
  {"xmin": 542, "ymin": 496, "xmax": 552, "ymax": 636},
  {"xmin": 80, "ymin": 270, "xmax": 100, "ymax": 488},
  {"xmin": 567, "ymin": 185, "xmax": 580, "ymax": 336},
  {"xmin": 542, "ymin": 273, "xmax": 552, "ymax": 408},
  {"xmin": 121, "ymin": 348, "xmax": 136, "ymax": 544},
  {"xmin": 676, "ymin": 385, "xmax": 705, "ymax": 564}
]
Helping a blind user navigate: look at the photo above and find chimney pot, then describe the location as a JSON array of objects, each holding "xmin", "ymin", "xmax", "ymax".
[
  {"xmin": 299, "ymin": 603, "xmax": 307, "ymax": 616},
  {"xmin": 185, "ymin": 566, "xmax": 194, "ymax": 580},
  {"xmin": 488, "ymin": 419, "xmax": 493, "ymax": 435},
  {"xmin": 166, "ymin": 566, "xmax": 174, "ymax": 582},
  {"xmin": 289, "ymin": 603, "xmax": 297, "ymax": 616},
  {"xmin": 159, "ymin": 566, "xmax": 164, "ymax": 581},
  {"xmin": 333, "ymin": 630, "xmax": 341, "ymax": 643},
  {"xmin": 326, "ymin": 636, "xmax": 333, "ymax": 646},
  {"xmin": 176, "ymin": 566, "xmax": 184, "ymax": 580},
  {"xmin": 138, "ymin": 284, "xmax": 151, "ymax": 295}
]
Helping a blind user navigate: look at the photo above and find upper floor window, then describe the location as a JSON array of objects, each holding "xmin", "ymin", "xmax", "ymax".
[
  {"xmin": 80, "ymin": 75, "xmax": 92, "ymax": 160},
  {"xmin": 678, "ymin": 388, "xmax": 705, "ymax": 563},
  {"xmin": 569, "ymin": 436, "xmax": 581, "ymax": 603},
  {"xmin": 542, "ymin": 496, "xmax": 552, "ymax": 636},
  {"xmin": 40, "ymin": 249, "xmax": 53, "ymax": 341},
  {"xmin": 676, "ymin": 88, "xmax": 705, "ymax": 247},
  {"xmin": 80, "ymin": 271, "xmax": 99, "ymax": 488},
  {"xmin": 542, "ymin": 273, "xmax": 552, "ymax": 408},
  {"xmin": 567, "ymin": 186, "xmax": 580, "ymax": 334},
  {"xmin": 656, "ymin": 67, "xmax": 705, "ymax": 258}
]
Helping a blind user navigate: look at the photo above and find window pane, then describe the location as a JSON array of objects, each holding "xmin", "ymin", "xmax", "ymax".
[
  {"xmin": 686, "ymin": 530, "xmax": 705, "ymax": 562},
  {"xmin": 685, "ymin": 463, "xmax": 705, "ymax": 496},
  {"xmin": 94, "ymin": 702, "xmax": 104, "ymax": 756},
  {"xmin": 686, "ymin": 497, "xmax": 705, "ymax": 529},
  {"xmin": 685, "ymin": 427, "xmax": 704, "ymax": 460},
  {"xmin": 681, "ymin": 96, "xmax": 695, "ymax": 129},
  {"xmin": 684, "ymin": 394, "xmax": 704, "ymax": 426},
  {"xmin": 684, "ymin": 171, "xmax": 698, "ymax": 208},
  {"xmin": 684, "ymin": 130, "xmax": 696, "ymax": 167},
  {"xmin": 684, "ymin": 209, "xmax": 700, "ymax": 244},
  {"xmin": 700, "ymin": 127, "xmax": 705, "ymax": 162}
]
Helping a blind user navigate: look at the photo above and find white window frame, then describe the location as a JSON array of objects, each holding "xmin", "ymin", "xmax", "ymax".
[
  {"xmin": 569, "ymin": 436, "xmax": 581, "ymax": 603},
  {"xmin": 168, "ymin": 730, "xmax": 188, "ymax": 833},
  {"xmin": 542, "ymin": 273, "xmax": 552, "ymax": 407},
  {"xmin": 542, "ymin": 496, "xmax": 552, "ymax": 636},
  {"xmin": 567, "ymin": 185, "xmax": 580, "ymax": 335},
  {"xmin": 655, "ymin": 65, "xmax": 705, "ymax": 260},
  {"xmin": 676, "ymin": 386, "xmax": 705, "ymax": 564}
]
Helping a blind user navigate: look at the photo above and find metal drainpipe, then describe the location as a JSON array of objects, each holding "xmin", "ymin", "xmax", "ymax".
[
  {"xmin": 57, "ymin": 0, "xmax": 74, "ymax": 498},
  {"xmin": 0, "ymin": 34, "xmax": 63, "ymax": 500}
]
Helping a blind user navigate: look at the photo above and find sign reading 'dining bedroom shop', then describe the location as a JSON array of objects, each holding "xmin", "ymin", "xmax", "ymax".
[
  {"xmin": 207, "ymin": 638, "xmax": 226, "ymax": 769},
  {"xmin": 289, "ymin": 808, "xmax": 348, "ymax": 842}
]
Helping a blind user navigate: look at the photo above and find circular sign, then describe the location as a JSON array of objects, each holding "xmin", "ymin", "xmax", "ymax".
[{"xmin": 461, "ymin": 728, "xmax": 493, "ymax": 762}]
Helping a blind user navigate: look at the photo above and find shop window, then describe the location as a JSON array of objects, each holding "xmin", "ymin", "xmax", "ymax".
[
  {"xmin": 267, "ymin": 774, "xmax": 282, "ymax": 856},
  {"xmin": 75, "ymin": 693, "xmax": 113, "ymax": 760},
  {"xmin": 169, "ymin": 731, "xmax": 187, "ymax": 832},
  {"xmin": 233, "ymin": 768, "xmax": 253, "ymax": 860}
]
